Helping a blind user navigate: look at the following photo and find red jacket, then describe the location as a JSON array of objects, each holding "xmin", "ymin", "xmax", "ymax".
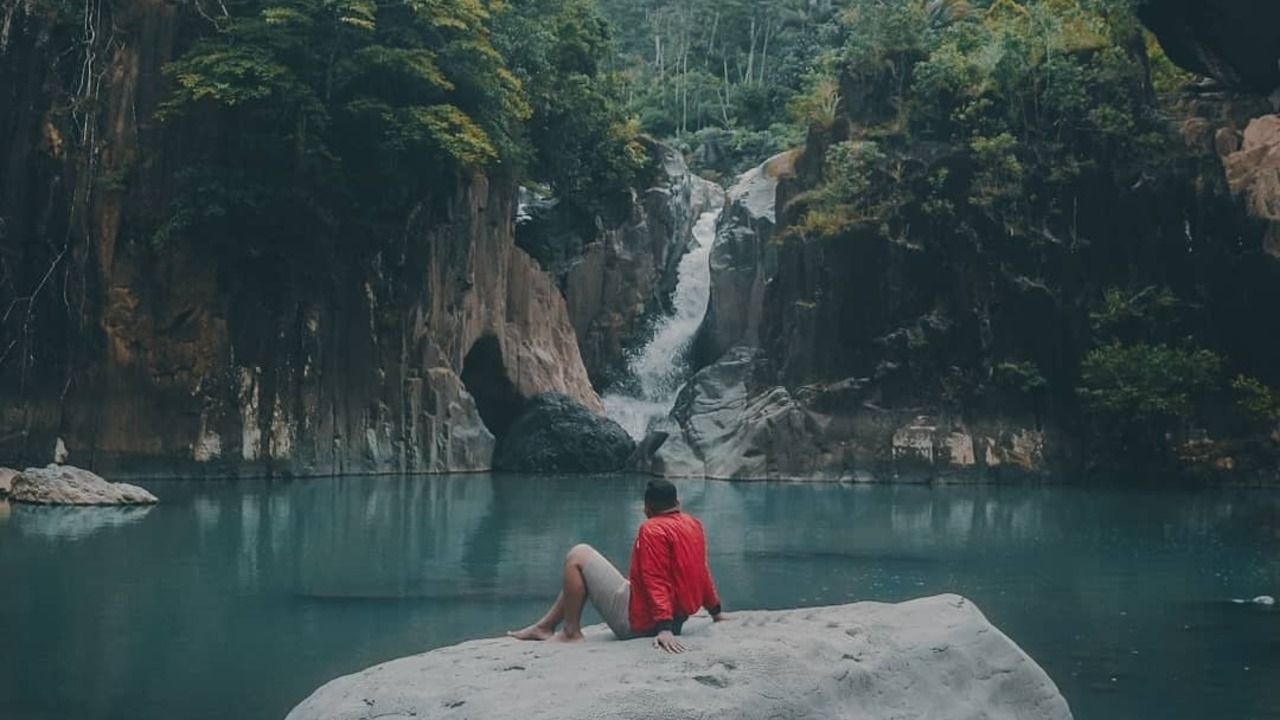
[{"xmin": 628, "ymin": 510, "xmax": 721, "ymax": 634}]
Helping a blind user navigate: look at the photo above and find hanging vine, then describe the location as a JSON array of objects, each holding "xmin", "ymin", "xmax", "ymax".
[{"xmin": 0, "ymin": 0, "xmax": 114, "ymax": 408}]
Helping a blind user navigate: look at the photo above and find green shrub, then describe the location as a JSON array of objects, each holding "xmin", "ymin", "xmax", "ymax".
[
  {"xmin": 1077, "ymin": 342, "xmax": 1222, "ymax": 455},
  {"xmin": 1232, "ymin": 375, "xmax": 1280, "ymax": 425}
]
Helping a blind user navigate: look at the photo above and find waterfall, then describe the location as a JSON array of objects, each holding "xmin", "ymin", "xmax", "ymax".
[{"xmin": 604, "ymin": 193, "xmax": 724, "ymax": 440}]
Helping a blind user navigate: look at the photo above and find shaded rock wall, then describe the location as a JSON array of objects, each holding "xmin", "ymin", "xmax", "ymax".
[
  {"xmin": 1138, "ymin": 0, "xmax": 1280, "ymax": 93},
  {"xmin": 640, "ymin": 347, "xmax": 1050, "ymax": 483},
  {"xmin": 638, "ymin": 347, "xmax": 838, "ymax": 481},
  {"xmin": 0, "ymin": 0, "xmax": 600, "ymax": 476},
  {"xmin": 693, "ymin": 150, "xmax": 795, "ymax": 367},
  {"xmin": 763, "ymin": 114, "xmax": 1278, "ymax": 481}
]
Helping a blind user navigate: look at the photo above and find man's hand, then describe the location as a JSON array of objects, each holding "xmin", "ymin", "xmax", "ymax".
[
  {"xmin": 711, "ymin": 612, "xmax": 731, "ymax": 622},
  {"xmin": 652, "ymin": 630, "xmax": 685, "ymax": 653}
]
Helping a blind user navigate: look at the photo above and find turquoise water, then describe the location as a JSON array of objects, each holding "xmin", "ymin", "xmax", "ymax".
[{"xmin": 0, "ymin": 475, "xmax": 1277, "ymax": 720}]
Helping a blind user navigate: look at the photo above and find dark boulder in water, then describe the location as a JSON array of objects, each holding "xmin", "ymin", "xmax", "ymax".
[{"xmin": 492, "ymin": 393, "xmax": 635, "ymax": 473}]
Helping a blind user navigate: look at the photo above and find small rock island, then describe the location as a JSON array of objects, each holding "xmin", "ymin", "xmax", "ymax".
[{"xmin": 7, "ymin": 465, "xmax": 158, "ymax": 506}]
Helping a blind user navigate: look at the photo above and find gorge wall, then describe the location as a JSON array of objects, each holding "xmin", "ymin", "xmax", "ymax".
[
  {"xmin": 0, "ymin": 0, "xmax": 604, "ymax": 476},
  {"xmin": 517, "ymin": 139, "xmax": 715, "ymax": 387},
  {"xmin": 642, "ymin": 12, "xmax": 1280, "ymax": 483}
]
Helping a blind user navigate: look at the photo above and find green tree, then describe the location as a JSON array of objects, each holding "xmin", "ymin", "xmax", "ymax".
[
  {"xmin": 595, "ymin": 0, "xmax": 834, "ymax": 173},
  {"xmin": 156, "ymin": 0, "xmax": 640, "ymax": 256},
  {"xmin": 789, "ymin": 0, "xmax": 1177, "ymax": 240},
  {"xmin": 1232, "ymin": 376, "xmax": 1280, "ymax": 427},
  {"xmin": 496, "ymin": 0, "xmax": 647, "ymax": 222},
  {"xmin": 1077, "ymin": 342, "xmax": 1222, "ymax": 459}
]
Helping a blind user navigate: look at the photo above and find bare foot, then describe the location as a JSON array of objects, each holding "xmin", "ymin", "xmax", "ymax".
[
  {"xmin": 551, "ymin": 629, "xmax": 584, "ymax": 643},
  {"xmin": 507, "ymin": 624, "xmax": 555, "ymax": 641}
]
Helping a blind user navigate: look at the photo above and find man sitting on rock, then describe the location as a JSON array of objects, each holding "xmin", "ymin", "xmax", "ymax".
[{"xmin": 509, "ymin": 479, "xmax": 726, "ymax": 652}]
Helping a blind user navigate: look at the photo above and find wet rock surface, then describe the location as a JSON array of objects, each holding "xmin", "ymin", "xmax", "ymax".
[
  {"xmin": 640, "ymin": 348, "xmax": 1050, "ymax": 482},
  {"xmin": 639, "ymin": 347, "xmax": 833, "ymax": 480},
  {"xmin": 695, "ymin": 151, "xmax": 794, "ymax": 366},
  {"xmin": 492, "ymin": 393, "xmax": 634, "ymax": 473}
]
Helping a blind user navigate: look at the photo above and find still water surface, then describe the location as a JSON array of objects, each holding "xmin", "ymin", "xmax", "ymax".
[{"xmin": 1, "ymin": 475, "xmax": 1277, "ymax": 720}]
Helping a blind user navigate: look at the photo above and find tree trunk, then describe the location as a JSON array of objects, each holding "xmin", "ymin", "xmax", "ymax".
[{"xmin": 758, "ymin": 20, "xmax": 772, "ymax": 85}]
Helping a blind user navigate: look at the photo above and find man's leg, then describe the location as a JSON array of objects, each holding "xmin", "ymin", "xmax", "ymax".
[{"xmin": 508, "ymin": 544, "xmax": 600, "ymax": 642}]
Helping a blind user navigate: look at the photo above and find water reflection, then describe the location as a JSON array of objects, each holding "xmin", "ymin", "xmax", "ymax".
[
  {"xmin": 193, "ymin": 496, "xmax": 220, "ymax": 530},
  {"xmin": 291, "ymin": 475, "xmax": 496, "ymax": 600},
  {"xmin": 10, "ymin": 503, "xmax": 153, "ymax": 540},
  {"xmin": 179, "ymin": 476, "xmax": 502, "ymax": 599},
  {"xmin": 0, "ymin": 476, "xmax": 1277, "ymax": 720}
]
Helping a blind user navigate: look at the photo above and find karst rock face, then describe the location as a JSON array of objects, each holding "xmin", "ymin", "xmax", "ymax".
[{"xmin": 0, "ymin": 0, "xmax": 601, "ymax": 476}]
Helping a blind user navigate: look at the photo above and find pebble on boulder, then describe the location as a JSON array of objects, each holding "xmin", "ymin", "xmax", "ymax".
[
  {"xmin": 9, "ymin": 464, "xmax": 158, "ymax": 505},
  {"xmin": 286, "ymin": 594, "xmax": 1073, "ymax": 720}
]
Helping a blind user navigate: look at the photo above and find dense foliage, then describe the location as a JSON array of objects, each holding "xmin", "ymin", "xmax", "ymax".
[
  {"xmin": 590, "ymin": 0, "xmax": 1195, "ymax": 180},
  {"xmin": 594, "ymin": 0, "xmax": 841, "ymax": 177},
  {"xmin": 792, "ymin": 0, "xmax": 1172, "ymax": 239},
  {"xmin": 762, "ymin": 0, "xmax": 1280, "ymax": 468},
  {"xmin": 1078, "ymin": 342, "xmax": 1221, "ymax": 455},
  {"xmin": 156, "ymin": 0, "xmax": 644, "ymax": 258}
]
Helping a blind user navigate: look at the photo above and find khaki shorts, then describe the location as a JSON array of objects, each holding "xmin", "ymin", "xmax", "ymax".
[{"xmin": 580, "ymin": 546, "xmax": 633, "ymax": 640}]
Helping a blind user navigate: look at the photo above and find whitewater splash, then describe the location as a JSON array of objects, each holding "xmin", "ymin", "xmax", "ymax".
[{"xmin": 604, "ymin": 195, "xmax": 724, "ymax": 439}]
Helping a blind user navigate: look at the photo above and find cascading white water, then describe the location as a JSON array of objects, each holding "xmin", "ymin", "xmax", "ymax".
[{"xmin": 604, "ymin": 199, "xmax": 723, "ymax": 439}]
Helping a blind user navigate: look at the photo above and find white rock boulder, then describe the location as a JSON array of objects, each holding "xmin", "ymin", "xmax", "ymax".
[
  {"xmin": 0, "ymin": 467, "xmax": 16, "ymax": 496},
  {"xmin": 286, "ymin": 594, "xmax": 1072, "ymax": 720},
  {"xmin": 9, "ymin": 464, "xmax": 158, "ymax": 505}
]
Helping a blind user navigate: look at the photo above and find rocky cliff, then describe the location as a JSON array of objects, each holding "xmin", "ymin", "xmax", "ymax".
[
  {"xmin": 0, "ymin": 0, "xmax": 601, "ymax": 476},
  {"xmin": 642, "ymin": 32, "xmax": 1280, "ymax": 483},
  {"xmin": 692, "ymin": 150, "xmax": 794, "ymax": 367},
  {"xmin": 517, "ymin": 139, "xmax": 718, "ymax": 387},
  {"xmin": 1144, "ymin": 0, "xmax": 1280, "ymax": 264}
]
